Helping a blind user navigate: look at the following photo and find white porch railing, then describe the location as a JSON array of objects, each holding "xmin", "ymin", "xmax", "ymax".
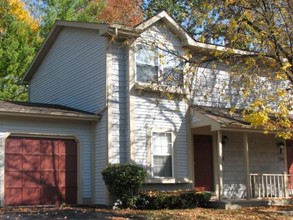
[{"xmin": 249, "ymin": 173, "xmax": 293, "ymax": 198}]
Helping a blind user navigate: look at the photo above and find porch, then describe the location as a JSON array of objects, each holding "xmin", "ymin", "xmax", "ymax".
[{"xmin": 189, "ymin": 106, "xmax": 293, "ymax": 203}]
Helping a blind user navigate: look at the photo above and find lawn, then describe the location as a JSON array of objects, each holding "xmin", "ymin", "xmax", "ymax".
[{"xmin": 0, "ymin": 205, "xmax": 292, "ymax": 219}]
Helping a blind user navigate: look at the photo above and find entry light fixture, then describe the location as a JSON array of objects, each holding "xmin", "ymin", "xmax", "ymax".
[
  {"xmin": 277, "ymin": 142, "xmax": 285, "ymax": 154},
  {"xmin": 222, "ymin": 135, "xmax": 229, "ymax": 145}
]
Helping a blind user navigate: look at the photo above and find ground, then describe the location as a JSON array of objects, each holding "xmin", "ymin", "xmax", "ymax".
[{"xmin": 0, "ymin": 205, "xmax": 292, "ymax": 220}]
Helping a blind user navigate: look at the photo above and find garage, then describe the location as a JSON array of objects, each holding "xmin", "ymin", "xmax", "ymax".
[{"xmin": 4, "ymin": 137, "xmax": 77, "ymax": 206}]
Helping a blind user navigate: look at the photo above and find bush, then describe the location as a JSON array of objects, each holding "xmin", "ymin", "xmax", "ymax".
[
  {"xmin": 136, "ymin": 190, "xmax": 211, "ymax": 209},
  {"xmin": 101, "ymin": 163, "xmax": 147, "ymax": 208}
]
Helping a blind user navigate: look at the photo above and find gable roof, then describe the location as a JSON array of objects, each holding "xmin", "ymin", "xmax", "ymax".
[
  {"xmin": 0, "ymin": 101, "xmax": 100, "ymax": 121},
  {"xmin": 22, "ymin": 11, "xmax": 252, "ymax": 84}
]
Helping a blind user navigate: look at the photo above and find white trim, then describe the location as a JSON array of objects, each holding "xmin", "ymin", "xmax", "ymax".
[
  {"xmin": 106, "ymin": 42, "xmax": 113, "ymax": 164},
  {"xmin": 149, "ymin": 128, "xmax": 175, "ymax": 178},
  {"xmin": 128, "ymin": 45, "xmax": 136, "ymax": 162}
]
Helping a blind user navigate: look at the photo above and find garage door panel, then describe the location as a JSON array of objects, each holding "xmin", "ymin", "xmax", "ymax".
[
  {"xmin": 6, "ymin": 138, "xmax": 22, "ymax": 154},
  {"xmin": 42, "ymin": 171, "xmax": 59, "ymax": 187},
  {"xmin": 23, "ymin": 155, "xmax": 41, "ymax": 171},
  {"xmin": 23, "ymin": 139, "xmax": 40, "ymax": 155},
  {"xmin": 41, "ymin": 188, "xmax": 63, "ymax": 205},
  {"xmin": 5, "ymin": 137, "xmax": 77, "ymax": 206},
  {"xmin": 41, "ymin": 140, "xmax": 59, "ymax": 155},
  {"xmin": 59, "ymin": 156, "xmax": 77, "ymax": 171},
  {"xmin": 5, "ymin": 171, "xmax": 22, "ymax": 188},
  {"xmin": 41, "ymin": 155, "xmax": 59, "ymax": 170},
  {"xmin": 5, "ymin": 188, "xmax": 22, "ymax": 206},
  {"xmin": 23, "ymin": 171, "xmax": 41, "ymax": 187},
  {"xmin": 23, "ymin": 188, "xmax": 41, "ymax": 205},
  {"xmin": 5, "ymin": 155, "xmax": 22, "ymax": 171}
]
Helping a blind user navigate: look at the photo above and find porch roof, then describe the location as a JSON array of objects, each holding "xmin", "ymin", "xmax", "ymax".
[{"xmin": 191, "ymin": 105, "xmax": 251, "ymax": 130}]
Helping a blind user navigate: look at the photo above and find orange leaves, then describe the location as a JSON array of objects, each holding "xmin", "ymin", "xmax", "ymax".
[{"xmin": 98, "ymin": 0, "xmax": 143, "ymax": 27}]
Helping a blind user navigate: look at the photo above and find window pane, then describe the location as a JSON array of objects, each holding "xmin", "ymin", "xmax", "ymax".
[
  {"xmin": 152, "ymin": 132, "xmax": 173, "ymax": 177},
  {"xmin": 153, "ymin": 155, "xmax": 172, "ymax": 177},
  {"xmin": 161, "ymin": 51, "xmax": 184, "ymax": 86},
  {"xmin": 136, "ymin": 45, "xmax": 158, "ymax": 83}
]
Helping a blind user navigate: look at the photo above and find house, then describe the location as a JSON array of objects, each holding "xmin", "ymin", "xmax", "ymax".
[{"xmin": 0, "ymin": 11, "xmax": 292, "ymax": 206}]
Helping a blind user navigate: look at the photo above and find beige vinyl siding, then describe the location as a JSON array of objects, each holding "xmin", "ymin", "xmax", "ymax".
[
  {"xmin": 29, "ymin": 27, "xmax": 107, "ymax": 113},
  {"xmin": 0, "ymin": 116, "xmax": 92, "ymax": 203}
]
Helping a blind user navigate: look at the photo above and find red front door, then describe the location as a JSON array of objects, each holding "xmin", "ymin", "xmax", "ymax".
[
  {"xmin": 194, "ymin": 135, "xmax": 213, "ymax": 191},
  {"xmin": 287, "ymin": 140, "xmax": 293, "ymax": 189},
  {"xmin": 5, "ymin": 137, "xmax": 77, "ymax": 206}
]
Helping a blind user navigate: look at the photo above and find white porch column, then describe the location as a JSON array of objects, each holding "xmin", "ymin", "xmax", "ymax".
[
  {"xmin": 243, "ymin": 133, "xmax": 251, "ymax": 199},
  {"xmin": 217, "ymin": 130, "xmax": 223, "ymax": 201}
]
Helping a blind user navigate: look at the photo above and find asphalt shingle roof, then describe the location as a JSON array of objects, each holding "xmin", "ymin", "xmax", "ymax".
[
  {"xmin": 0, "ymin": 101, "xmax": 99, "ymax": 120},
  {"xmin": 192, "ymin": 105, "xmax": 251, "ymax": 128}
]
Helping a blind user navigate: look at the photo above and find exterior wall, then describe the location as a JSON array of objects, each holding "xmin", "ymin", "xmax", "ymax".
[
  {"xmin": 0, "ymin": 116, "xmax": 92, "ymax": 204},
  {"xmin": 94, "ymin": 111, "xmax": 108, "ymax": 204},
  {"xmin": 109, "ymin": 43, "xmax": 128, "ymax": 164},
  {"xmin": 130, "ymin": 22, "xmax": 189, "ymax": 182},
  {"xmin": 191, "ymin": 62, "xmax": 287, "ymax": 109},
  {"xmin": 222, "ymin": 131, "xmax": 285, "ymax": 199},
  {"xmin": 29, "ymin": 27, "xmax": 107, "ymax": 113}
]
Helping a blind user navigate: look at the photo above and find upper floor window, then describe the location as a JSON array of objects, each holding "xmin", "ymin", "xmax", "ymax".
[
  {"xmin": 151, "ymin": 132, "xmax": 173, "ymax": 177},
  {"xmin": 135, "ymin": 45, "xmax": 184, "ymax": 87}
]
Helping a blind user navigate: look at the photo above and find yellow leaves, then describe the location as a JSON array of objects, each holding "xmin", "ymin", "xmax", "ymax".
[
  {"xmin": 8, "ymin": 0, "xmax": 39, "ymax": 31},
  {"xmin": 225, "ymin": 0, "xmax": 235, "ymax": 6},
  {"xmin": 244, "ymin": 111, "xmax": 270, "ymax": 127},
  {"xmin": 281, "ymin": 62, "xmax": 292, "ymax": 71},
  {"xmin": 276, "ymin": 89, "xmax": 286, "ymax": 97}
]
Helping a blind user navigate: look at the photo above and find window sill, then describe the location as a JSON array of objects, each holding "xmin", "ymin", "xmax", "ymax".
[
  {"xmin": 145, "ymin": 177, "xmax": 192, "ymax": 184},
  {"xmin": 133, "ymin": 82, "xmax": 187, "ymax": 96}
]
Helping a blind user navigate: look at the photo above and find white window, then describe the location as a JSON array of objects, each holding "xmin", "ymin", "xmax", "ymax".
[
  {"xmin": 151, "ymin": 132, "xmax": 173, "ymax": 177},
  {"xmin": 135, "ymin": 45, "xmax": 184, "ymax": 86},
  {"xmin": 136, "ymin": 45, "xmax": 158, "ymax": 83}
]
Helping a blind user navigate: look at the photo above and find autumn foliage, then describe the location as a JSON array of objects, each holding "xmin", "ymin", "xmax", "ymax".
[{"xmin": 99, "ymin": 0, "xmax": 143, "ymax": 27}]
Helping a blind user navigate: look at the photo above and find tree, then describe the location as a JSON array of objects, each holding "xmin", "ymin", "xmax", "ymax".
[
  {"xmin": 143, "ymin": 0, "xmax": 293, "ymax": 138},
  {"xmin": 36, "ymin": 0, "xmax": 107, "ymax": 37},
  {"xmin": 98, "ymin": 0, "xmax": 143, "ymax": 27},
  {"xmin": 0, "ymin": 0, "xmax": 41, "ymax": 101}
]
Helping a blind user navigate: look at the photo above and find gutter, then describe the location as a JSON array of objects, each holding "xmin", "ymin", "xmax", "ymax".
[{"xmin": 0, "ymin": 111, "xmax": 100, "ymax": 121}]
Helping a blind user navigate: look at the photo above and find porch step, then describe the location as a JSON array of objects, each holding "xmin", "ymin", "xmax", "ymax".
[{"xmin": 208, "ymin": 198, "xmax": 293, "ymax": 210}]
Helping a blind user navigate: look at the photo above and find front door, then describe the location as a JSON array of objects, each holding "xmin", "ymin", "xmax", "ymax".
[
  {"xmin": 287, "ymin": 140, "xmax": 293, "ymax": 190},
  {"xmin": 193, "ymin": 135, "xmax": 213, "ymax": 191}
]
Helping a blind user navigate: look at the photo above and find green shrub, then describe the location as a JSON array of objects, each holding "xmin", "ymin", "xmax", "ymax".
[
  {"xmin": 101, "ymin": 163, "xmax": 147, "ymax": 208},
  {"xmin": 136, "ymin": 190, "xmax": 211, "ymax": 209}
]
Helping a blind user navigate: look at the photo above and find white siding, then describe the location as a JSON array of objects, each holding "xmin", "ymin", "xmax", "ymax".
[
  {"xmin": 94, "ymin": 111, "xmax": 108, "ymax": 204},
  {"xmin": 132, "ymin": 22, "xmax": 188, "ymax": 179},
  {"xmin": 133, "ymin": 93, "xmax": 188, "ymax": 177},
  {"xmin": 110, "ymin": 43, "xmax": 128, "ymax": 164},
  {"xmin": 30, "ymin": 27, "xmax": 107, "ymax": 113},
  {"xmin": 0, "ymin": 116, "xmax": 92, "ymax": 203},
  {"xmin": 222, "ymin": 132, "xmax": 285, "ymax": 199}
]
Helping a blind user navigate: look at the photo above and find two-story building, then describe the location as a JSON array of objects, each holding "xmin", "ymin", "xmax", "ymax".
[{"xmin": 0, "ymin": 11, "xmax": 291, "ymax": 206}]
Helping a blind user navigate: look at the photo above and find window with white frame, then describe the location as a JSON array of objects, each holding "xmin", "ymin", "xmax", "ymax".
[
  {"xmin": 135, "ymin": 44, "xmax": 184, "ymax": 86},
  {"xmin": 151, "ymin": 132, "xmax": 173, "ymax": 177}
]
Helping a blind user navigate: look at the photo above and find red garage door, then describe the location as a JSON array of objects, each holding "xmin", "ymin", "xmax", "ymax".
[{"xmin": 4, "ymin": 137, "xmax": 77, "ymax": 206}]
